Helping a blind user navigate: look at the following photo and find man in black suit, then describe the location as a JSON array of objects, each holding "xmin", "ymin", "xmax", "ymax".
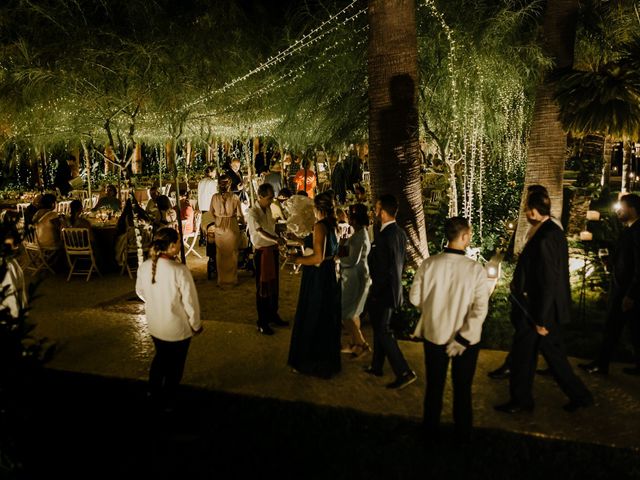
[
  {"xmin": 580, "ymin": 193, "xmax": 640, "ymax": 376},
  {"xmin": 495, "ymin": 188, "xmax": 593, "ymax": 413},
  {"xmin": 364, "ymin": 194, "xmax": 416, "ymax": 389}
]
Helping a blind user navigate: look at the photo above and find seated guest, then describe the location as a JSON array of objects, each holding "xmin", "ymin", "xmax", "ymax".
[
  {"xmin": 23, "ymin": 194, "xmax": 43, "ymax": 231},
  {"xmin": 155, "ymin": 195, "xmax": 178, "ymax": 232},
  {"xmin": 92, "ymin": 184, "xmax": 121, "ymax": 212},
  {"xmin": 32, "ymin": 193, "xmax": 62, "ymax": 250},
  {"xmin": 145, "ymin": 186, "xmax": 160, "ymax": 221},
  {"xmin": 180, "ymin": 191, "xmax": 195, "ymax": 236},
  {"xmin": 62, "ymin": 199, "xmax": 93, "ymax": 241}
]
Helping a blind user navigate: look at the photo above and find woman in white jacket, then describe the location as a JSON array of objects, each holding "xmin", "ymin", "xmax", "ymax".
[{"xmin": 136, "ymin": 227, "xmax": 202, "ymax": 411}]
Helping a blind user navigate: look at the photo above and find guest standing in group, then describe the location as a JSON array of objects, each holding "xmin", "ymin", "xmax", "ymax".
[
  {"xmin": 340, "ymin": 203, "xmax": 372, "ymax": 358},
  {"xmin": 226, "ymin": 158, "xmax": 245, "ymax": 199},
  {"xmin": 209, "ymin": 175, "xmax": 244, "ymax": 287},
  {"xmin": 247, "ymin": 183, "xmax": 288, "ymax": 335},
  {"xmin": 365, "ymin": 194, "xmax": 416, "ymax": 389},
  {"xmin": 197, "ymin": 166, "xmax": 218, "ymax": 238},
  {"xmin": 410, "ymin": 217, "xmax": 489, "ymax": 441},
  {"xmin": 263, "ymin": 161, "xmax": 283, "ymax": 198},
  {"xmin": 288, "ymin": 192, "xmax": 341, "ymax": 378},
  {"xmin": 580, "ymin": 193, "xmax": 640, "ymax": 376},
  {"xmin": 293, "ymin": 159, "xmax": 316, "ymax": 198},
  {"xmin": 495, "ymin": 189, "xmax": 593, "ymax": 414},
  {"xmin": 136, "ymin": 227, "xmax": 202, "ymax": 412}
]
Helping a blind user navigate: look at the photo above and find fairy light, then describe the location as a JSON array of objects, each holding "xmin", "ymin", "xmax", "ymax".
[{"xmin": 186, "ymin": 0, "xmax": 365, "ymax": 109}]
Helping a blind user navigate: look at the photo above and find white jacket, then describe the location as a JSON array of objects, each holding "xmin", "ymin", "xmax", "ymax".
[
  {"xmin": 410, "ymin": 250, "xmax": 489, "ymax": 346},
  {"xmin": 136, "ymin": 257, "xmax": 201, "ymax": 341}
]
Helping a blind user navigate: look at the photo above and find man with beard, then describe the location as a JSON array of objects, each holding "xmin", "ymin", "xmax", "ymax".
[
  {"xmin": 580, "ymin": 193, "xmax": 640, "ymax": 376},
  {"xmin": 495, "ymin": 187, "xmax": 593, "ymax": 413}
]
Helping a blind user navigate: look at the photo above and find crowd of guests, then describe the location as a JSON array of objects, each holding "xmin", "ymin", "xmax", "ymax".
[{"xmin": 3, "ymin": 156, "xmax": 640, "ymax": 441}]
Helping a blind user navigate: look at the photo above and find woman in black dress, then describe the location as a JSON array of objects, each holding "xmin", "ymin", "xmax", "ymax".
[{"xmin": 287, "ymin": 193, "xmax": 341, "ymax": 378}]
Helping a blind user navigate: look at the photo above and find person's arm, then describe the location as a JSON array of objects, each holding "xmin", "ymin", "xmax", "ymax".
[
  {"xmin": 531, "ymin": 230, "xmax": 563, "ymax": 329},
  {"xmin": 409, "ymin": 259, "xmax": 427, "ymax": 308},
  {"xmin": 235, "ymin": 197, "xmax": 245, "ymax": 224},
  {"xmin": 135, "ymin": 266, "xmax": 146, "ymax": 303},
  {"xmin": 624, "ymin": 225, "xmax": 640, "ymax": 305},
  {"xmin": 295, "ymin": 222, "xmax": 327, "ymax": 266},
  {"xmin": 340, "ymin": 230, "xmax": 364, "ymax": 268},
  {"xmin": 369, "ymin": 233, "xmax": 392, "ymax": 299},
  {"xmin": 456, "ymin": 264, "xmax": 490, "ymax": 345},
  {"xmin": 179, "ymin": 266, "xmax": 202, "ymax": 333},
  {"xmin": 247, "ymin": 208, "xmax": 279, "ymax": 245}
]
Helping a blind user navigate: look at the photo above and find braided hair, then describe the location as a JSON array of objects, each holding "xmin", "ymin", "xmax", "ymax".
[{"xmin": 149, "ymin": 227, "xmax": 179, "ymax": 284}]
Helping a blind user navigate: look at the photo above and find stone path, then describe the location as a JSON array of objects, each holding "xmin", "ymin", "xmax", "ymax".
[{"xmin": 29, "ymin": 247, "xmax": 640, "ymax": 451}]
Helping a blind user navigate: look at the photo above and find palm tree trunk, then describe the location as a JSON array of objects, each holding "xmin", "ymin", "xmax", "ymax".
[
  {"xmin": 622, "ymin": 140, "xmax": 632, "ymax": 193},
  {"xmin": 514, "ymin": 0, "xmax": 578, "ymax": 253},
  {"xmin": 600, "ymin": 136, "xmax": 613, "ymax": 191},
  {"xmin": 368, "ymin": 0, "xmax": 428, "ymax": 266}
]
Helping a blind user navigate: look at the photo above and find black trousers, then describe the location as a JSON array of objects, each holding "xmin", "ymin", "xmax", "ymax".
[
  {"xmin": 423, "ymin": 341, "xmax": 479, "ymax": 438},
  {"xmin": 254, "ymin": 249, "xmax": 280, "ymax": 328},
  {"xmin": 149, "ymin": 337, "xmax": 191, "ymax": 406},
  {"xmin": 509, "ymin": 321, "xmax": 592, "ymax": 408},
  {"xmin": 597, "ymin": 290, "xmax": 640, "ymax": 369},
  {"xmin": 499, "ymin": 299, "xmax": 531, "ymax": 370},
  {"xmin": 369, "ymin": 301, "xmax": 410, "ymax": 378}
]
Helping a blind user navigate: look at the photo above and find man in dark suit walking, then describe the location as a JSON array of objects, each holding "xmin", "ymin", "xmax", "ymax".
[
  {"xmin": 364, "ymin": 194, "xmax": 416, "ymax": 389},
  {"xmin": 495, "ymin": 188, "xmax": 593, "ymax": 413},
  {"xmin": 580, "ymin": 193, "xmax": 640, "ymax": 376}
]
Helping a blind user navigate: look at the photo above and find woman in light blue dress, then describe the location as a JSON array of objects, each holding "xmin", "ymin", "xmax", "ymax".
[{"xmin": 339, "ymin": 203, "xmax": 372, "ymax": 358}]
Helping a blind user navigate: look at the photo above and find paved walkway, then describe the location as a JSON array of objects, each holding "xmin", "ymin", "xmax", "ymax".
[{"xmin": 29, "ymin": 248, "xmax": 640, "ymax": 451}]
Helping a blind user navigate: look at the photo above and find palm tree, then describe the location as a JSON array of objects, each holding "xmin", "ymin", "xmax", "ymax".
[
  {"xmin": 514, "ymin": 0, "xmax": 579, "ymax": 253},
  {"xmin": 554, "ymin": 36, "xmax": 640, "ymax": 195},
  {"xmin": 368, "ymin": 0, "xmax": 428, "ymax": 265}
]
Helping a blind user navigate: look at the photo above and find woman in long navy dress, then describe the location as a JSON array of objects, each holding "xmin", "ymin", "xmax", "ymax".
[{"xmin": 288, "ymin": 193, "xmax": 341, "ymax": 378}]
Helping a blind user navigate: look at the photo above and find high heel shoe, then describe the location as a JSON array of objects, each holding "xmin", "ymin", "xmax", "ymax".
[{"xmin": 351, "ymin": 342, "xmax": 371, "ymax": 359}]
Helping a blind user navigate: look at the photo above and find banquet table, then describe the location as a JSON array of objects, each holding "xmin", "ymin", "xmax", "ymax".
[{"xmin": 87, "ymin": 217, "xmax": 119, "ymax": 273}]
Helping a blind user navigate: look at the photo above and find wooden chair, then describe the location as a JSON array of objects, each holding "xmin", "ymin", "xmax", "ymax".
[
  {"xmin": 22, "ymin": 225, "xmax": 57, "ymax": 276},
  {"xmin": 183, "ymin": 211, "xmax": 202, "ymax": 258},
  {"xmin": 16, "ymin": 203, "xmax": 31, "ymax": 217},
  {"xmin": 70, "ymin": 190, "xmax": 89, "ymax": 200},
  {"xmin": 56, "ymin": 200, "xmax": 72, "ymax": 216},
  {"xmin": 62, "ymin": 228, "xmax": 100, "ymax": 281},
  {"xmin": 121, "ymin": 224, "xmax": 153, "ymax": 279},
  {"xmin": 82, "ymin": 198, "xmax": 94, "ymax": 210}
]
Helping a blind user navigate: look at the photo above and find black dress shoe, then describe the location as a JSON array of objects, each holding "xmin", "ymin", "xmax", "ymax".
[
  {"xmin": 386, "ymin": 370, "xmax": 417, "ymax": 390},
  {"xmin": 563, "ymin": 398, "xmax": 594, "ymax": 412},
  {"xmin": 363, "ymin": 365, "xmax": 383, "ymax": 377},
  {"xmin": 622, "ymin": 367, "xmax": 640, "ymax": 376},
  {"xmin": 578, "ymin": 362, "xmax": 608, "ymax": 375},
  {"xmin": 494, "ymin": 402, "xmax": 534, "ymax": 414},
  {"xmin": 488, "ymin": 365, "xmax": 511, "ymax": 380},
  {"xmin": 257, "ymin": 325, "xmax": 275, "ymax": 335},
  {"xmin": 270, "ymin": 317, "xmax": 290, "ymax": 327}
]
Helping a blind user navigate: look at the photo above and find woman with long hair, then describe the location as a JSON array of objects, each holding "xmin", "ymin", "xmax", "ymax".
[
  {"xmin": 135, "ymin": 227, "xmax": 202, "ymax": 411},
  {"xmin": 287, "ymin": 192, "xmax": 341, "ymax": 378},
  {"xmin": 339, "ymin": 203, "xmax": 372, "ymax": 357},
  {"xmin": 209, "ymin": 175, "xmax": 244, "ymax": 286}
]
